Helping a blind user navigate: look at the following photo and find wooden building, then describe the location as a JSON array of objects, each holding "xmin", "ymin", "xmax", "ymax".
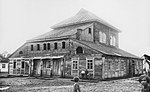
[
  {"xmin": 9, "ymin": 9, "xmax": 143, "ymax": 79},
  {"xmin": 0, "ymin": 55, "xmax": 9, "ymax": 74}
]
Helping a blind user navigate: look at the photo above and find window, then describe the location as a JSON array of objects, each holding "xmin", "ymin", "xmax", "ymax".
[
  {"xmin": 19, "ymin": 51, "xmax": 23, "ymax": 54},
  {"xmin": 88, "ymin": 28, "xmax": 92, "ymax": 34},
  {"xmin": 62, "ymin": 42, "xmax": 65, "ymax": 49},
  {"xmin": 113, "ymin": 36, "xmax": 116, "ymax": 46},
  {"xmin": 43, "ymin": 43, "xmax": 46, "ymax": 50},
  {"xmin": 31, "ymin": 45, "xmax": 34, "ymax": 51},
  {"xmin": 99, "ymin": 31, "xmax": 106, "ymax": 43},
  {"xmin": 102, "ymin": 33, "xmax": 106, "ymax": 43},
  {"xmin": 72, "ymin": 61, "xmax": 78, "ymax": 70},
  {"xmin": 37, "ymin": 44, "xmax": 40, "ymax": 50},
  {"xmin": 54, "ymin": 42, "xmax": 57, "ymax": 50},
  {"xmin": 13, "ymin": 61, "xmax": 16, "ymax": 69},
  {"xmin": 76, "ymin": 47, "xmax": 83, "ymax": 54},
  {"xmin": 87, "ymin": 59, "xmax": 93, "ymax": 69},
  {"xmin": 2, "ymin": 64, "xmax": 5, "ymax": 68},
  {"xmin": 110, "ymin": 36, "xmax": 113, "ymax": 45},
  {"xmin": 21, "ymin": 61, "xmax": 24, "ymax": 68},
  {"xmin": 110, "ymin": 36, "xmax": 116, "ymax": 46},
  {"xmin": 99, "ymin": 31, "xmax": 103, "ymax": 43},
  {"xmin": 47, "ymin": 43, "xmax": 50, "ymax": 50}
]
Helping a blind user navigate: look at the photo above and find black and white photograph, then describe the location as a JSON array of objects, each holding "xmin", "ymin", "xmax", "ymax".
[{"xmin": 0, "ymin": 0, "xmax": 150, "ymax": 92}]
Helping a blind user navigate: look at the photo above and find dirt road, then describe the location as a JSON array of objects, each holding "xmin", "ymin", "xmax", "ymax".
[{"xmin": 0, "ymin": 77, "xmax": 142, "ymax": 92}]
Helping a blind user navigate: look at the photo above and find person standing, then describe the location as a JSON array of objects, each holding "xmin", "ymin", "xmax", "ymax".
[{"xmin": 73, "ymin": 77, "xmax": 81, "ymax": 92}]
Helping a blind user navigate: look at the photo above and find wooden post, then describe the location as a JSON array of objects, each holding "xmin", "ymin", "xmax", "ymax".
[{"xmin": 102, "ymin": 57, "xmax": 105, "ymax": 79}]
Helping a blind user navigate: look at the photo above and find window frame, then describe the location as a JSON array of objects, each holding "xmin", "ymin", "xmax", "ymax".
[
  {"xmin": 47, "ymin": 43, "xmax": 50, "ymax": 50},
  {"xmin": 43, "ymin": 43, "xmax": 46, "ymax": 50},
  {"xmin": 86, "ymin": 58, "xmax": 94, "ymax": 70},
  {"xmin": 31, "ymin": 45, "xmax": 34, "ymax": 51},
  {"xmin": 37, "ymin": 44, "xmax": 40, "ymax": 51},
  {"xmin": 62, "ymin": 42, "xmax": 65, "ymax": 49},
  {"xmin": 88, "ymin": 28, "xmax": 92, "ymax": 34},
  {"xmin": 13, "ymin": 61, "xmax": 16, "ymax": 69},
  {"xmin": 2, "ymin": 64, "xmax": 5, "ymax": 68},
  {"xmin": 54, "ymin": 42, "xmax": 58, "ymax": 50},
  {"xmin": 21, "ymin": 61, "xmax": 25, "ymax": 69},
  {"xmin": 71, "ymin": 58, "xmax": 79, "ymax": 75}
]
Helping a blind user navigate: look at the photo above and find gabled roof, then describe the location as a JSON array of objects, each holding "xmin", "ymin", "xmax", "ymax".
[
  {"xmin": 73, "ymin": 39, "xmax": 141, "ymax": 59},
  {"xmin": 51, "ymin": 9, "xmax": 121, "ymax": 32}
]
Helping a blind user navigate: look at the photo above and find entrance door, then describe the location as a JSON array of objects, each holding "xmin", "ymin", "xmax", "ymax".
[{"xmin": 52, "ymin": 59, "xmax": 61, "ymax": 76}]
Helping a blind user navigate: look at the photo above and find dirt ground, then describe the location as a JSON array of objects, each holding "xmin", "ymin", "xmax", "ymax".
[{"xmin": 0, "ymin": 77, "xmax": 143, "ymax": 92}]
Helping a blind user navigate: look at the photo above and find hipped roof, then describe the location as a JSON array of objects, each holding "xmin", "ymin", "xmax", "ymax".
[
  {"xmin": 51, "ymin": 9, "xmax": 121, "ymax": 32},
  {"xmin": 28, "ymin": 23, "xmax": 93, "ymax": 42}
]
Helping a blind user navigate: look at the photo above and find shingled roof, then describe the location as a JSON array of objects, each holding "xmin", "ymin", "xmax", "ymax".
[
  {"xmin": 51, "ymin": 9, "xmax": 121, "ymax": 32},
  {"xmin": 73, "ymin": 39, "xmax": 141, "ymax": 59}
]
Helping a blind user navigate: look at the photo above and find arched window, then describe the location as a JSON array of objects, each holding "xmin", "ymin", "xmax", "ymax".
[
  {"xmin": 113, "ymin": 36, "xmax": 116, "ymax": 46},
  {"xmin": 43, "ymin": 43, "xmax": 46, "ymax": 50},
  {"xmin": 47, "ymin": 43, "xmax": 50, "ymax": 50},
  {"xmin": 37, "ymin": 44, "xmax": 40, "ymax": 50},
  {"xmin": 54, "ymin": 42, "xmax": 57, "ymax": 50},
  {"xmin": 31, "ymin": 45, "xmax": 34, "ymax": 51},
  {"xmin": 76, "ymin": 47, "xmax": 83, "ymax": 54},
  {"xmin": 62, "ymin": 42, "xmax": 65, "ymax": 49},
  {"xmin": 110, "ymin": 36, "xmax": 113, "ymax": 45},
  {"xmin": 99, "ymin": 31, "xmax": 103, "ymax": 43},
  {"xmin": 19, "ymin": 51, "xmax": 23, "ymax": 54},
  {"xmin": 102, "ymin": 33, "xmax": 106, "ymax": 43}
]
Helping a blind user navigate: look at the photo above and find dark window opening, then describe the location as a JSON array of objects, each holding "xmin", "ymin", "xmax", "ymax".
[
  {"xmin": 54, "ymin": 42, "xmax": 57, "ymax": 50},
  {"xmin": 87, "ymin": 60, "xmax": 93, "ymax": 69},
  {"xmin": 43, "ymin": 43, "xmax": 46, "ymax": 50},
  {"xmin": 37, "ymin": 44, "xmax": 40, "ymax": 50},
  {"xmin": 47, "ymin": 43, "xmax": 50, "ymax": 50},
  {"xmin": 76, "ymin": 47, "xmax": 83, "ymax": 54},
  {"xmin": 22, "ymin": 61, "xmax": 24, "ymax": 68},
  {"xmin": 19, "ymin": 51, "xmax": 23, "ymax": 54},
  {"xmin": 31, "ymin": 45, "xmax": 34, "ymax": 51},
  {"xmin": 2, "ymin": 64, "xmax": 5, "ymax": 68},
  {"xmin": 88, "ymin": 28, "xmax": 92, "ymax": 34},
  {"xmin": 13, "ymin": 61, "xmax": 16, "ymax": 69},
  {"xmin": 62, "ymin": 42, "xmax": 65, "ymax": 49}
]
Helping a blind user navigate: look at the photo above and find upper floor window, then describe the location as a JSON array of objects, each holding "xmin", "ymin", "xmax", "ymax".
[
  {"xmin": 102, "ymin": 33, "xmax": 106, "ymax": 43},
  {"xmin": 76, "ymin": 47, "xmax": 83, "ymax": 54},
  {"xmin": 110, "ymin": 36, "xmax": 116, "ymax": 46},
  {"xmin": 62, "ymin": 42, "xmax": 65, "ymax": 49},
  {"xmin": 99, "ymin": 31, "xmax": 106, "ymax": 43},
  {"xmin": 2, "ymin": 64, "xmax": 5, "ymax": 68},
  {"xmin": 88, "ymin": 28, "xmax": 92, "ymax": 34},
  {"xmin": 47, "ymin": 43, "xmax": 50, "ymax": 50},
  {"xmin": 31, "ymin": 45, "xmax": 34, "ymax": 51},
  {"xmin": 37, "ymin": 44, "xmax": 40, "ymax": 50},
  {"xmin": 54, "ymin": 42, "xmax": 58, "ymax": 50},
  {"xmin": 43, "ymin": 43, "xmax": 46, "ymax": 50}
]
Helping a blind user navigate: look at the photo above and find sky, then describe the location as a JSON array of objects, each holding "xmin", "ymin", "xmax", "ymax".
[{"xmin": 0, "ymin": 0, "xmax": 150, "ymax": 57}]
